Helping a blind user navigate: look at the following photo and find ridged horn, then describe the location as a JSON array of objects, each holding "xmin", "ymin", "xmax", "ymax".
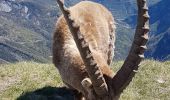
[
  {"xmin": 56, "ymin": 0, "xmax": 108, "ymax": 97},
  {"xmin": 112, "ymin": 0, "xmax": 149, "ymax": 95}
]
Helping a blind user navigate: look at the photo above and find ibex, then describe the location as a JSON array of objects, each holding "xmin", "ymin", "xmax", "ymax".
[{"xmin": 53, "ymin": 0, "xmax": 149, "ymax": 99}]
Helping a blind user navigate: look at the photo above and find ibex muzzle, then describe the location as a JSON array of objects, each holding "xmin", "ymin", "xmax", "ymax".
[{"xmin": 53, "ymin": 0, "xmax": 149, "ymax": 99}]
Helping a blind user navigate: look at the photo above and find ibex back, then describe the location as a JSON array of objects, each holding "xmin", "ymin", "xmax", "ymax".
[{"xmin": 53, "ymin": 0, "xmax": 149, "ymax": 100}]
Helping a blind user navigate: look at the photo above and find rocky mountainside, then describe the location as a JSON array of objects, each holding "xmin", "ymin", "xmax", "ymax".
[
  {"xmin": 0, "ymin": 0, "xmax": 58, "ymax": 63},
  {"xmin": 0, "ymin": 0, "xmax": 169, "ymax": 63},
  {"xmin": 146, "ymin": 0, "xmax": 170, "ymax": 61},
  {"xmin": 125, "ymin": 0, "xmax": 170, "ymax": 61}
]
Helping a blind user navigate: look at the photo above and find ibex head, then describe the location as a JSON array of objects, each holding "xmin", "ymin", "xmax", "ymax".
[{"xmin": 54, "ymin": 0, "xmax": 149, "ymax": 99}]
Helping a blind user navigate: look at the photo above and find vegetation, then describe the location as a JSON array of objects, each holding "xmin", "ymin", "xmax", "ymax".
[
  {"xmin": 0, "ymin": 16, "xmax": 51, "ymax": 63},
  {"xmin": 0, "ymin": 62, "xmax": 62, "ymax": 100},
  {"xmin": 0, "ymin": 60, "xmax": 170, "ymax": 100}
]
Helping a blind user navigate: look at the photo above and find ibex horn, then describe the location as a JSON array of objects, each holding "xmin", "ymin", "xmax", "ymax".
[
  {"xmin": 56, "ymin": 0, "xmax": 109, "ymax": 97},
  {"xmin": 112, "ymin": 0, "xmax": 149, "ymax": 95}
]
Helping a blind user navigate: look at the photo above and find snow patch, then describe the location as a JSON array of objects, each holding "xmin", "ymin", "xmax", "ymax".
[
  {"xmin": 0, "ymin": 1, "xmax": 12, "ymax": 12},
  {"xmin": 24, "ymin": 6, "xmax": 28, "ymax": 14}
]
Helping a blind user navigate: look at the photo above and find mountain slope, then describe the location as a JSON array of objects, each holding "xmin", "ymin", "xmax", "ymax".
[
  {"xmin": 0, "ymin": 0, "xmax": 58, "ymax": 63},
  {"xmin": 125, "ymin": 0, "xmax": 170, "ymax": 61},
  {"xmin": 146, "ymin": 0, "xmax": 170, "ymax": 60}
]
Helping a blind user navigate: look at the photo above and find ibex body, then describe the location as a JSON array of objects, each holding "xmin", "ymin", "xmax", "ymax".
[
  {"xmin": 53, "ymin": 0, "xmax": 149, "ymax": 100},
  {"xmin": 53, "ymin": 1, "xmax": 115, "ymax": 99}
]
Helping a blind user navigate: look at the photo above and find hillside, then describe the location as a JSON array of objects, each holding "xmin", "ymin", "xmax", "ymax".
[
  {"xmin": 0, "ymin": 0, "xmax": 58, "ymax": 63},
  {"xmin": 125, "ymin": 0, "xmax": 170, "ymax": 61},
  {"xmin": 146, "ymin": 0, "xmax": 170, "ymax": 60},
  {"xmin": 0, "ymin": 60, "xmax": 170, "ymax": 100}
]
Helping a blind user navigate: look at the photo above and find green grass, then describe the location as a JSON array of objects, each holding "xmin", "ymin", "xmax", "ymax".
[
  {"xmin": 0, "ymin": 60, "xmax": 170, "ymax": 100},
  {"xmin": 112, "ymin": 60, "xmax": 170, "ymax": 100},
  {"xmin": 0, "ymin": 62, "xmax": 62, "ymax": 100}
]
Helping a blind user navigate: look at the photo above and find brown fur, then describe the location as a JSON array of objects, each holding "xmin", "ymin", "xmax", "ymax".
[
  {"xmin": 53, "ymin": 1, "xmax": 116, "ymax": 99},
  {"xmin": 54, "ymin": 0, "xmax": 150, "ymax": 99}
]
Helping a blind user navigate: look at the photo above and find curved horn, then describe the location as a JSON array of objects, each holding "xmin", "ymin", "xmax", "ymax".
[
  {"xmin": 56, "ymin": 0, "xmax": 108, "ymax": 97},
  {"xmin": 112, "ymin": 0, "xmax": 149, "ymax": 95}
]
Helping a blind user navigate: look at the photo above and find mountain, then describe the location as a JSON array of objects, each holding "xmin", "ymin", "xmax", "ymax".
[
  {"xmin": 146, "ymin": 0, "xmax": 170, "ymax": 61},
  {"xmin": 0, "ymin": 0, "xmax": 169, "ymax": 63},
  {"xmin": 0, "ymin": 0, "xmax": 58, "ymax": 63},
  {"xmin": 125, "ymin": 0, "xmax": 170, "ymax": 61}
]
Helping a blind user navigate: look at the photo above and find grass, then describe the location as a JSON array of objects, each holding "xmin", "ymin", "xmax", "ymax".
[
  {"xmin": 113, "ymin": 60, "xmax": 170, "ymax": 100},
  {"xmin": 0, "ymin": 62, "xmax": 62, "ymax": 100},
  {"xmin": 0, "ymin": 60, "xmax": 170, "ymax": 100}
]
